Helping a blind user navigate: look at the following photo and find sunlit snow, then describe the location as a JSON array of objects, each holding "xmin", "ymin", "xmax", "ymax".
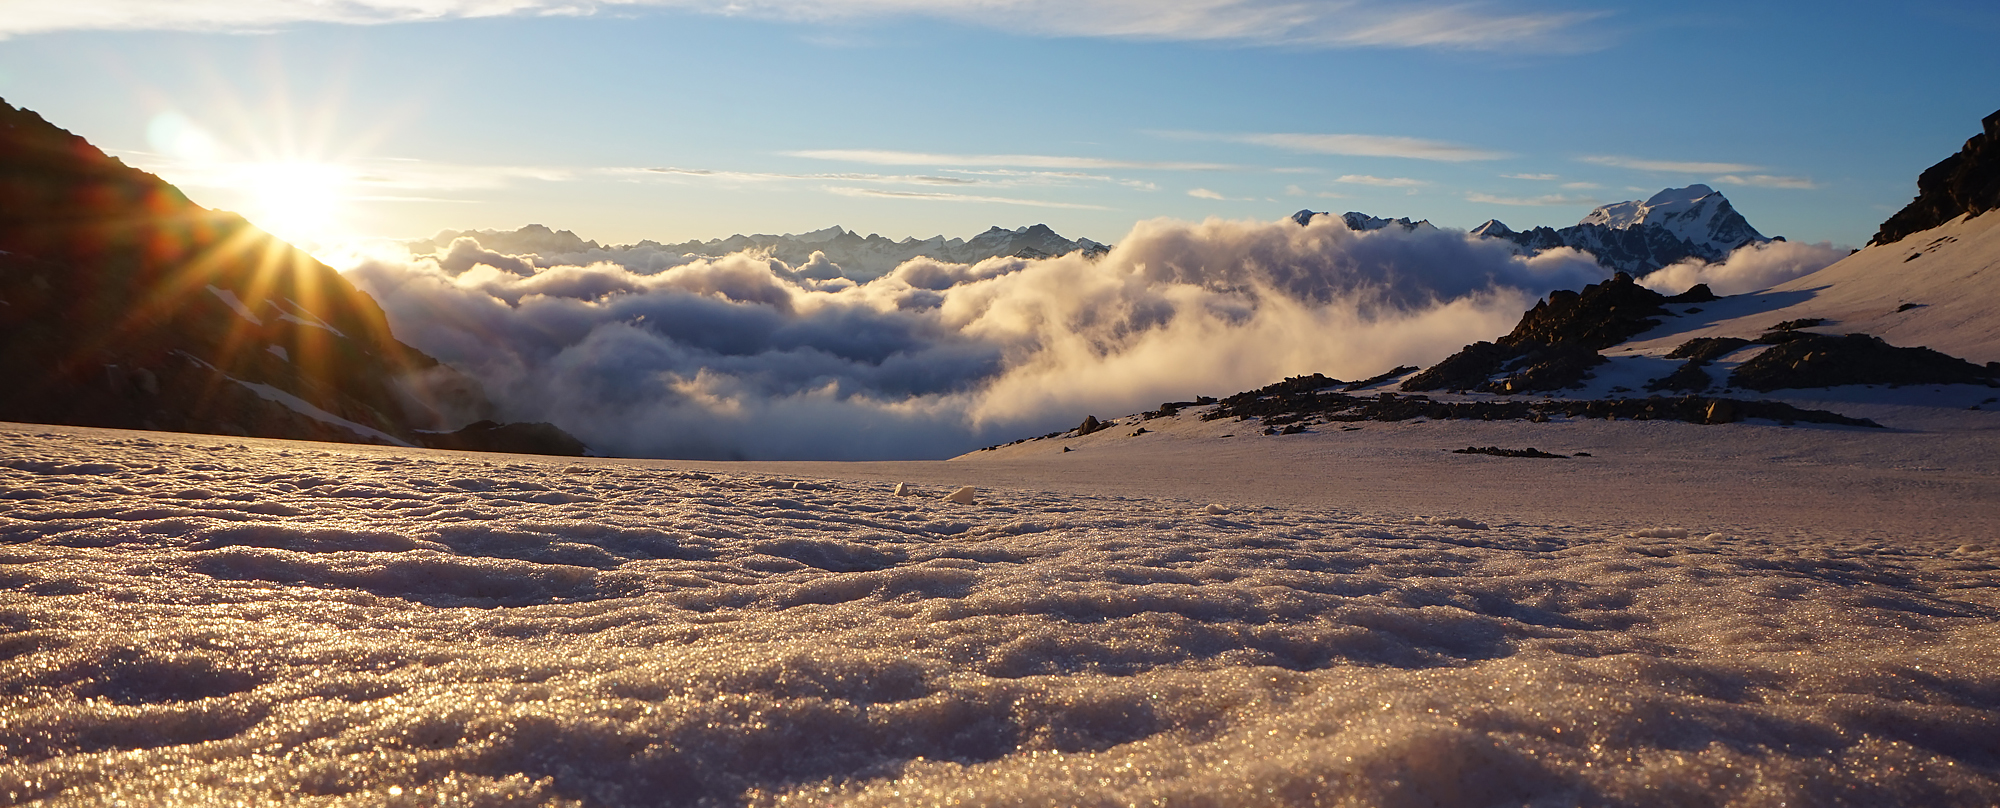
[{"xmin": 3, "ymin": 420, "xmax": 1997, "ymax": 806}]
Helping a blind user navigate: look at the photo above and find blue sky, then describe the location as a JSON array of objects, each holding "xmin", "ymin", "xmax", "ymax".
[{"xmin": 1, "ymin": 1, "xmax": 1995, "ymax": 249}]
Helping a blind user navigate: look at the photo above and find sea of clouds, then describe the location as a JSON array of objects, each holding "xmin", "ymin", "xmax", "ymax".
[{"xmin": 336, "ymin": 217, "xmax": 1837, "ymax": 459}]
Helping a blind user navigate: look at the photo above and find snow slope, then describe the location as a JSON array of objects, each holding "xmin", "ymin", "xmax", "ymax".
[
  {"xmin": 3, "ymin": 421, "xmax": 1998, "ymax": 806},
  {"xmin": 1626, "ymin": 211, "xmax": 2000, "ymax": 365}
]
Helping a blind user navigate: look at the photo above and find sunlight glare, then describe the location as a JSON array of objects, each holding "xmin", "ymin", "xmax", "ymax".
[{"xmin": 238, "ymin": 161, "xmax": 348, "ymax": 246}]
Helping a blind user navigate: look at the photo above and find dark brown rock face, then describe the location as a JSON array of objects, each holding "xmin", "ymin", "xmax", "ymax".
[{"xmin": 1870, "ymin": 109, "xmax": 2000, "ymax": 246}]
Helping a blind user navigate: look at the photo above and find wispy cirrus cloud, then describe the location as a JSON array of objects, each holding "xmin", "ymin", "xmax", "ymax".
[
  {"xmin": 1501, "ymin": 172, "xmax": 1560, "ymax": 180},
  {"xmin": 635, "ymin": 166, "xmax": 976, "ymax": 185},
  {"xmin": 1334, "ymin": 174, "xmax": 1430, "ymax": 187},
  {"xmin": 1577, "ymin": 155, "xmax": 1761, "ymax": 174},
  {"xmin": 941, "ymin": 168, "xmax": 1158, "ymax": 191},
  {"xmin": 1576, "ymin": 156, "xmax": 1817, "ymax": 190},
  {"xmin": 827, "ymin": 186, "xmax": 1108, "ymax": 209},
  {"xmin": 789, "ymin": 149, "xmax": 1236, "ymax": 171},
  {"xmin": 1169, "ymin": 131, "xmax": 1509, "ymax": 162},
  {"xmin": 1465, "ymin": 191, "xmax": 1596, "ymax": 206},
  {"xmin": 0, "ymin": 1, "xmax": 1609, "ymax": 53},
  {"xmin": 1713, "ymin": 174, "xmax": 1819, "ymax": 190}
]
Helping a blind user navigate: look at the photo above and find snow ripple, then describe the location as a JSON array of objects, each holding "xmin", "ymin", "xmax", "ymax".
[{"xmin": 1, "ymin": 428, "xmax": 1997, "ymax": 806}]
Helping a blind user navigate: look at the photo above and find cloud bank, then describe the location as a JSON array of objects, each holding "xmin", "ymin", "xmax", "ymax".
[
  {"xmin": 2, "ymin": 1, "xmax": 1605, "ymax": 52},
  {"xmin": 338, "ymin": 216, "xmax": 1608, "ymax": 459},
  {"xmin": 1635, "ymin": 239, "xmax": 1848, "ymax": 297}
]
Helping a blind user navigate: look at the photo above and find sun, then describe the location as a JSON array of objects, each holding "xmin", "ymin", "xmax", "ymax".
[{"xmin": 238, "ymin": 161, "xmax": 349, "ymax": 246}]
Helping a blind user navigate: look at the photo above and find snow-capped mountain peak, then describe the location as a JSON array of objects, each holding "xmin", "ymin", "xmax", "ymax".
[
  {"xmin": 1579, "ymin": 184, "xmax": 1716, "ymax": 229},
  {"xmin": 791, "ymin": 225, "xmax": 849, "ymax": 244},
  {"xmin": 1451, "ymin": 185, "xmax": 1774, "ymax": 274},
  {"xmin": 1573, "ymin": 184, "xmax": 1766, "ymax": 258}
]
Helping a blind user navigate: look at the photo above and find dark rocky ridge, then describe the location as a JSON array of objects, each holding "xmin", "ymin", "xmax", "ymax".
[
  {"xmin": 1728, "ymin": 334, "xmax": 1997, "ymax": 391},
  {"xmin": 1401, "ymin": 275, "xmax": 1714, "ymax": 394},
  {"xmin": 1194, "ymin": 377, "xmax": 1876, "ymax": 430},
  {"xmin": 1871, "ymin": 108, "xmax": 2000, "ymax": 246},
  {"xmin": 0, "ymin": 98, "xmax": 586, "ymax": 455}
]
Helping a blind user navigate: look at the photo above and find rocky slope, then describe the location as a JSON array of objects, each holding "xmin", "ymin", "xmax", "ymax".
[{"xmin": 0, "ymin": 98, "xmax": 584, "ymax": 454}]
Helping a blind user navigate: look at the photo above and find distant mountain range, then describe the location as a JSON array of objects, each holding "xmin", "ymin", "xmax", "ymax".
[
  {"xmin": 414, "ymin": 223, "xmax": 1111, "ymax": 280},
  {"xmin": 1298, "ymin": 184, "xmax": 1774, "ymax": 275}
]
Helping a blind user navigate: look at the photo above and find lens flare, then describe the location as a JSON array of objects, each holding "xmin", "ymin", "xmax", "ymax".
[{"xmin": 235, "ymin": 161, "xmax": 348, "ymax": 246}]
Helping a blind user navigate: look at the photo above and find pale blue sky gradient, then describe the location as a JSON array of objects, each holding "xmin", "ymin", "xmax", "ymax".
[{"xmin": 1, "ymin": 1, "xmax": 1994, "ymax": 248}]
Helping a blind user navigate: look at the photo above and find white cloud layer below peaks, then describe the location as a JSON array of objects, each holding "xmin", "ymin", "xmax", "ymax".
[{"xmin": 335, "ymin": 214, "xmax": 1611, "ymax": 460}]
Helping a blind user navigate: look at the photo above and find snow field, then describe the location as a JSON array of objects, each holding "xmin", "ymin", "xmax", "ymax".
[{"xmin": 2, "ymin": 426, "xmax": 1998, "ymax": 806}]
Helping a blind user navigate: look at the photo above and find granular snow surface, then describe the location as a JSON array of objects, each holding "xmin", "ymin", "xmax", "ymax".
[{"xmin": 4, "ymin": 422, "xmax": 2000, "ymax": 806}]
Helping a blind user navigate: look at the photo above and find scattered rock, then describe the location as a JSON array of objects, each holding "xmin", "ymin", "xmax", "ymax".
[
  {"xmin": 944, "ymin": 486, "xmax": 977, "ymax": 504},
  {"xmin": 1452, "ymin": 446, "xmax": 1569, "ymax": 459},
  {"xmin": 1768, "ymin": 317, "xmax": 1826, "ymax": 332},
  {"xmin": 1646, "ymin": 361, "xmax": 1714, "ymax": 393},
  {"xmin": 1130, "ymin": 427, "xmax": 1149, "ymax": 436},
  {"xmin": 1074, "ymin": 415, "xmax": 1109, "ymax": 436},
  {"xmin": 893, "ymin": 482, "xmax": 914, "ymax": 496},
  {"xmin": 1340, "ymin": 365, "xmax": 1420, "ymax": 392},
  {"xmin": 1666, "ymin": 337, "xmax": 1751, "ymax": 362},
  {"xmin": 1203, "ymin": 504, "xmax": 1230, "ymax": 515},
  {"xmin": 1666, "ymin": 283, "xmax": 1720, "ymax": 303}
]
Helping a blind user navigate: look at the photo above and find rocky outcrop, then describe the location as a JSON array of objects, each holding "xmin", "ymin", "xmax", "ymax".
[
  {"xmin": 1871, "ymin": 109, "xmax": 2000, "ymax": 246},
  {"xmin": 1453, "ymin": 446, "xmax": 1569, "ymax": 459},
  {"xmin": 1403, "ymin": 273, "xmax": 1675, "ymax": 393},
  {"xmin": 1728, "ymin": 333, "xmax": 1998, "ymax": 391}
]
